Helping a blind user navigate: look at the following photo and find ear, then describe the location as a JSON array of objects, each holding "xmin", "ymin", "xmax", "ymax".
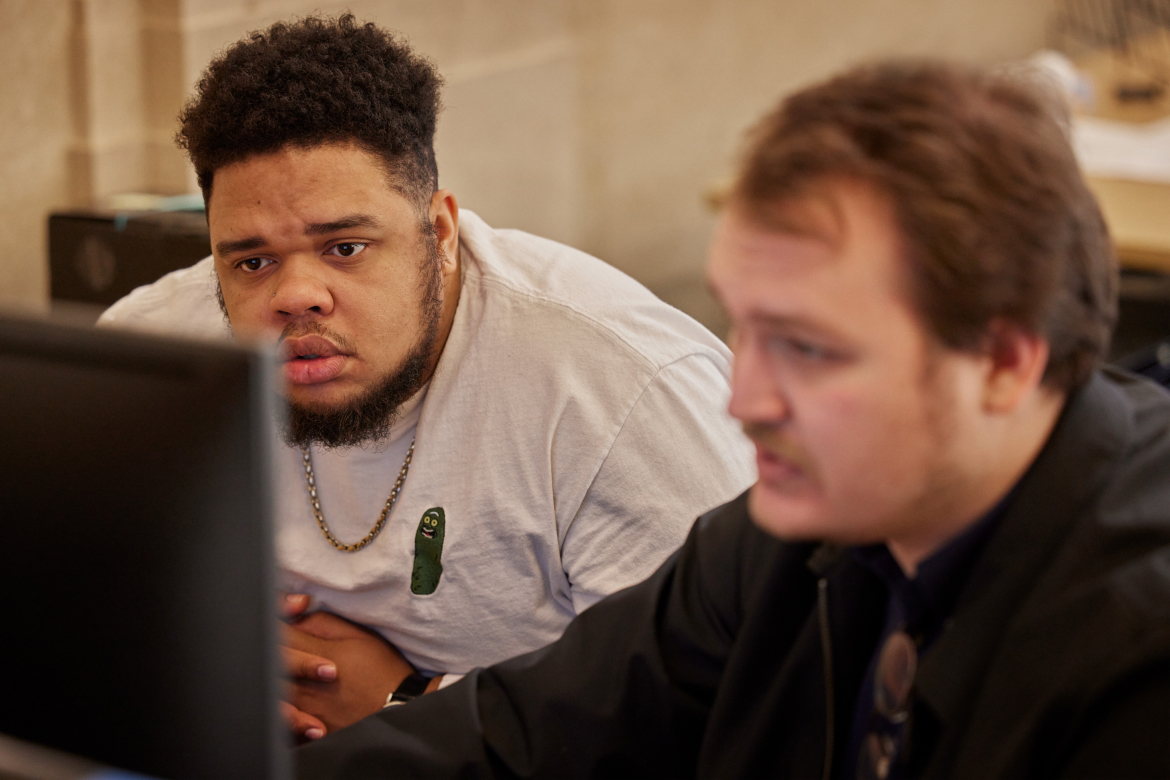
[
  {"xmin": 429, "ymin": 189, "xmax": 460, "ymax": 277},
  {"xmin": 982, "ymin": 318, "xmax": 1050, "ymax": 414}
]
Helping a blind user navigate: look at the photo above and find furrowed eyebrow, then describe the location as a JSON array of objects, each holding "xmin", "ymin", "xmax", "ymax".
[
  {"xmin": 215, "ymin": 236, "xmax": 266, "ymax": 256},
  {"xmin": 304, "ymin": 214, "xmax": 382, "ymax": 235},
  {"xmin": 214, "ymin": 214, "xmax": 382, "ymax": 257}
]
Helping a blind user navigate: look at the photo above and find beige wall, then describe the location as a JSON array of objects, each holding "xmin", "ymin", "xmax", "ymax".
[
  {"xmin": 0, "ymin": 0, "xmax": 1054, "ymax": 327},
  {"xmin": 0, "ymin": 0, "xmax": 74, "ymax": 308},
  {"xmin": 574, "ymin": 0, "xmax": 1056, "ymax": 327}
]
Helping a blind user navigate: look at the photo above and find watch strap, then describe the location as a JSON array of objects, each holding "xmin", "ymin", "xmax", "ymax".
[{"xmin": 384, "ymin": 672, "xmax": 430, "ymax": 707}]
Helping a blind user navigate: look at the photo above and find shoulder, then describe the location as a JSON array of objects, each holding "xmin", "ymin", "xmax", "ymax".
[
  {"xmin": 991, "ymin": 368, "xmax": 1170, "ymax": 750},
  {"xmin": 1077, "ymin": 369, "xmax": 1170, "ymax": 639},
  {"xmin": 1081, "ymin": 368, "xmax": 1170, "ymax": 541},
  {"xmin": 97, "ymin": 256, "xmax": 228, "ymax": 340},
  {"xmin": 456, "ymin": 211, "xmax": 732, "ymax": 377},
  {"xmin": 443, "ymin": 214, "xmax": 750, "ymax": 499},
  {"xmin": 1018, "ymin": 368, "xmax": 1170, "ymax": 629}
]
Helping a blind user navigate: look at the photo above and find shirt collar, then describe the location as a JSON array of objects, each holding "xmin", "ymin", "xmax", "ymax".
[{"xmin": 851, "ymin": 489, "xmax": 1015, "ymax": 637}]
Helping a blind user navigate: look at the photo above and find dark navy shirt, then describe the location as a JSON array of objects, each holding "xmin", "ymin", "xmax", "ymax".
[{"xmin": 842, "ymin": 494, "xmax": 1013, "ymax": 779}]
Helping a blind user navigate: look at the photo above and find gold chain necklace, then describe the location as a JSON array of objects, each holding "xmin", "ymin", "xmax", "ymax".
[{"xmin": 300, "ymin": 437, "xmax": 415, "ymax": 552}]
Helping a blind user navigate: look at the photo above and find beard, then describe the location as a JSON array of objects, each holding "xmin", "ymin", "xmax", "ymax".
[
  {"xmin": 280, "ymin": 314, "xmax": 436, "ymax": 449},
  {"xmin": 217, "ymin": 226, "xmax": 446, "ymax": 450}
]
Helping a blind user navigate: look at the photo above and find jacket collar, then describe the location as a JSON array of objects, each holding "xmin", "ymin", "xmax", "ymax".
[{"xmin": 911, "ymin": 370, "xmax": 1132, "ymax": 732}]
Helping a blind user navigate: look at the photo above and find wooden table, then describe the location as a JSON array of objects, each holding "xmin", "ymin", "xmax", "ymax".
[
  {"xmin": 1075, "ymin": 35, "xmax": 1170, "ymax": 271},
  {"xmin": 1087, "ymin": 177, "xmax": 1170, "ymax": 272}
]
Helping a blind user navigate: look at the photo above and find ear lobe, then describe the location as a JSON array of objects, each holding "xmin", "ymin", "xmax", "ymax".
[{"xmin": 982, "ymin": 318, "xmax": 1050, "ymax": 413}]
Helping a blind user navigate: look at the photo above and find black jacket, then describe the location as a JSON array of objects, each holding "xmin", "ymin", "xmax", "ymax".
[{"xmin": 298, "ymin": 369, "xmax": 1170, "ymax": 779}]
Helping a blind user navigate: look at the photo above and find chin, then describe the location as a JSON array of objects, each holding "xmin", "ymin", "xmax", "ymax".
[
  {"xmin": 746, "ymin": 481, "xmax": 835, "ymax": 542},
  {"xmin": 284, "ymin": 383, "xmax": 356, "ymax": 411}
]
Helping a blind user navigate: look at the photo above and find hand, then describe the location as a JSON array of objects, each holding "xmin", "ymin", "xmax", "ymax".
[
  {"xmin": 279, "ymin": 594, "xmax": 331, "ymax": 743},
  {"xmin": 284, "ymin": 609, "xmax": 418, "ymax": 735}
]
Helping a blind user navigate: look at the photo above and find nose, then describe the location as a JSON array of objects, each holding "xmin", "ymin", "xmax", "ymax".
[
  {"xmin": 727, "ymin": 332, "xmax": 790, "ymax": 425},
  {"xmin": 270, "ymin": 260, "xmax": 334, "ymax": 319}
]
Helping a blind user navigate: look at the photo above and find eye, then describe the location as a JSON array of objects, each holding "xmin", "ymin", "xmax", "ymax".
[
  {"xmin": 235, "ymin": 257, "xmax": 274, "ymax": 273},
  {"xmin": 791, "ymin": 340, "xmax": 829, "ymax": 360},
  {"xmin": 768, "ymin": 337, "xmax": 834, "ymax": 363},
  {"xmin": 327, "ymin": 242, "xmax": 367, "ymax": 258}
]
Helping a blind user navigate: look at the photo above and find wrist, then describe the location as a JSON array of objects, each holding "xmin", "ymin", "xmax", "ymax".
[{"xmin": 383, "ymin": 672, "xmax": 430, "ymax": 708}]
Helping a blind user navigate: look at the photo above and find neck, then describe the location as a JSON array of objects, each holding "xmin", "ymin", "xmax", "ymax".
[{"xmin": 887, "ymin": 387, "xmax": 1066, "ymax": 577}]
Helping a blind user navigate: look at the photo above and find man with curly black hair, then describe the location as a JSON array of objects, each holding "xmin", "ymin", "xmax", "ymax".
[{"xmin": 99, "ymin": 14, "xmax": 755, "ymax": 742}]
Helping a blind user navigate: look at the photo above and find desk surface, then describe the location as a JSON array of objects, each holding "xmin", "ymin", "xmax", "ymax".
[
  {"xmin": 1075, "ymin": 38, "xmax": 1170, "ymax": 273},
  {"xmin": 1088, "ymin": 177, "xmax": 1170, "ymax": 273}
]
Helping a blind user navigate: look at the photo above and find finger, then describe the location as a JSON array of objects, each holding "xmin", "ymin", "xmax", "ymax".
[
  {"xmin": 280, "ymin": 700, "xmax": 326, "ymax": 741},
  {"xmin": 281, "ymin": 593, "xmax": 311, "ymax": 620},
  {"xmin": 282, "ymin": 646, "xmax": 337, "ymax": 682}
]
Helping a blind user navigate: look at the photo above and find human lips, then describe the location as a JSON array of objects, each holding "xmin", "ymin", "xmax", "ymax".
[
  {"xmin": 280, "ymin": 335, "xmax": 350, "ymax": 386},
  {"xmin": 755, "ymin": 444, "xmax": 806, "ymax": 483},
  {"xmin": 744, "ymin": 425, "xmax": 817, "ymax": 487}
]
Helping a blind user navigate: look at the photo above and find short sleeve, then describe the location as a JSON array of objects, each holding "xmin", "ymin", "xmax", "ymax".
[
  {"xmin": 96, "ymin": 255, "xmax": 229, "ymax": 340},
  {"xmin": 560, "ymin": 353, "xmax": 756, "ymax": 613}
]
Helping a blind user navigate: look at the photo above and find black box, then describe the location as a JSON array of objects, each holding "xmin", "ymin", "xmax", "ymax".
[{"xmin": 48, "ymin": 209, "xmax": 211, "ymax": 307}]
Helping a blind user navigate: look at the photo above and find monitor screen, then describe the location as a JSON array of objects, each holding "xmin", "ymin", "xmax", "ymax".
[{"xmin": 0, "ymin": 314, "xmax": 287, "ymax": 780}]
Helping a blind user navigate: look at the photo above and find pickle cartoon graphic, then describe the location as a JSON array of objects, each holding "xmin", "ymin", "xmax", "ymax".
[{"xmin": 412, "ymin": 508, "xmax": 445, "ymax": 595}]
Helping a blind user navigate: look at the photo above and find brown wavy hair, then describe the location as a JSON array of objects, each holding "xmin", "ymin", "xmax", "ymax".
[{"xmin": 732, "ymin": 60, "xmax": 1117, "ymax": 391}]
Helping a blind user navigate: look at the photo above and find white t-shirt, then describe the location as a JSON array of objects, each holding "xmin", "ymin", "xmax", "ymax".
[{"xmin": 99, "ymin": 210, "xmax": 756, "ymax": 673}]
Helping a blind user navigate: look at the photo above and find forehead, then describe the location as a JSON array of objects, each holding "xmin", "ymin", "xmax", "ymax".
[
  {"xmin": 207, "ymin": 143, "xmax": 409, "ymax": 228},
  {"xmin": 708, "ymin": 180, "xmax": 920, "ymax": 335}
]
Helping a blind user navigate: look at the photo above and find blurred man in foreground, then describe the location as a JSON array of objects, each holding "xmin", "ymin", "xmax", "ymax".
[{"xmin": 298, "ymin": 60, "xmax": 1170, "ymax": 778}]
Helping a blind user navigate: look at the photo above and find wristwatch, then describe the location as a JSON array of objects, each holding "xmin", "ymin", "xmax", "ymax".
[{"xmin": 384, "ymin": 672, "xmax": 430, "ymax": 707}]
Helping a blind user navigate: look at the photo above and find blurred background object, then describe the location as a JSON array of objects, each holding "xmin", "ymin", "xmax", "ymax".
[
  {"xmin": 1040, "ymin": 0, "xmax": 1170, "ymax": 371},
  {"xmin": 0, "ymin": 0, "xmax": 1069, "ymax": 335},
  {"xmin": 1050, "ymin": 0, "xmax": 1170, "ymax": 121},
  {"xmin": 48, "ymin": 205, "xmax": 210, "ymax": 310}
]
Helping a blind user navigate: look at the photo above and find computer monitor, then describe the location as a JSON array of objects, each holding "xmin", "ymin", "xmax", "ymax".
[{"xmin": 0, "ymin": 314, "xmax": 287, "ymax": 780}]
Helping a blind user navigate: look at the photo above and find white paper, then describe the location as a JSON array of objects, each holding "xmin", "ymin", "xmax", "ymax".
[{"xmin": 1073, "ymin": 114, "xmax": 1170, "ymax": 183}]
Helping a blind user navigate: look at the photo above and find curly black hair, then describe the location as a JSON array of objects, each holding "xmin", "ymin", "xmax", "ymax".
[{"xmin": 177, "ymin": 13, "xmax": 443, "ymax": 211}]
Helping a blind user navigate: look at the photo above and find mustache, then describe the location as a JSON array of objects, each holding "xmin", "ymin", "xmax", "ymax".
[
  {"xmin": 741, "ymin": 422, "xmax": 818, "ymax": 474},
  {"xmin": 279, "ymin": 320, "xmax": 359, "ymax": 357}
]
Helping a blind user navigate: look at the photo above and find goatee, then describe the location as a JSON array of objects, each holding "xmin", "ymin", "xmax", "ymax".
[{"xmin": 282, "ymin": 332, "xmax": 434, "ymax": 449}]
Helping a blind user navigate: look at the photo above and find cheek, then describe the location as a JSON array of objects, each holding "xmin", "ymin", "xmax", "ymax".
[
  {"xmin": 358, "ymin": 295, "xmax": 420, "ymax": 347},
  {"xmin": 797, "ymin": 387, "xmax": 879, "ymax": 473},
  {"xmin": 241, "ymin": 303, "xmax": 289, "ymax": 341},
  {"xmin": 801, "ymin": 384, "xmax": 938, "ymax": 520},
  {"xmin": 345, "ymin": 280, "xmax": 435, "ymax": 368},
  {"xmin": 218, "ymin": 284, "xmax": 265, "ymax": 337}
]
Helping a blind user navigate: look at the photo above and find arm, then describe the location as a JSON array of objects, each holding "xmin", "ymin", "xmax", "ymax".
[
  {"xmin": 283, "ymin": 609, "xmax": 439, "ymax": 737},
  {"xmin": 295, "ymin": 493, "xmax": 762, "ymax": 779}
]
